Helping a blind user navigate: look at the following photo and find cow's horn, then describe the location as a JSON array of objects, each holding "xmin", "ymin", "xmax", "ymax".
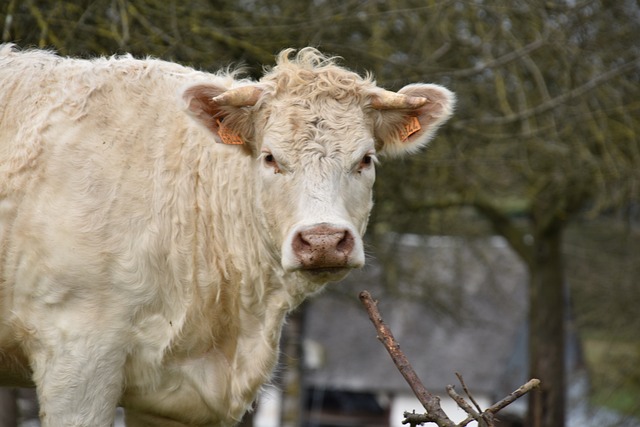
[
  {"xmin": 212, "ymin": 86, "xmax": 263, "ymax": 107},
  {"xmin": 370, "ymin": 90, "xmax": 428, "ymax": 110}
]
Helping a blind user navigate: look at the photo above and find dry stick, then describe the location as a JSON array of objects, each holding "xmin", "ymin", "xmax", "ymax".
[
  {"xmin": 447, "ymin": 385, "xmax": 482, "ymax": 419},
  {"xmin": 359, "ymin": 291, "xmax": 456, "ymax": 427},
  {"xmin": 455, "ymin": 373, "xmax": 482, "ymax": 414},
  {"xmin": 450, "ymin": 373, "xmax": 492, "ymax": 427},
  {"xmin": 359, "ymin": 290, "xmax": 541, "ymax": 427},
  {"xmin": 486, "ymin": 378, "xmax": 541, "ymax": 415},
  {"xmin": 454, "ymin": 378, "xmax": 542, "ymax": 427}
]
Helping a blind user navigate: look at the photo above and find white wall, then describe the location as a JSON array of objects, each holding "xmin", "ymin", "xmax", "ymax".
[{"xmin": 253, "ymin": 387, "xmax": 282, "ymax": 427}]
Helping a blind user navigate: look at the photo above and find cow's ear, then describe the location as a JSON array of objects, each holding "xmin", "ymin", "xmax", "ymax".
[
  {"xmin": 182, "ymin": 83, "xmax": 262, "ymax": 147},
  {"xmin": 371, "ymin": 83, "xmax": 455, "ymax": 157}
]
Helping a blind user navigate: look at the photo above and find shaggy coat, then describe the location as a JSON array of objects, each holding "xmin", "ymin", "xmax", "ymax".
[{"xmin": 0, "ymin": 44, "xmax": 454, "ymax": 426}]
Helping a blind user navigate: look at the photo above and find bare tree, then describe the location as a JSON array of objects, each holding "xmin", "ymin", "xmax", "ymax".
[{"xmin": 355, "ymin": 3, "xmax": 639, "ymax": 426}]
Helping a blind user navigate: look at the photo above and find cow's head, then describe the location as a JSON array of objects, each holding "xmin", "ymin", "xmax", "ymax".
[{"xmin": 183, "ymin": 48, "xmax": 455, "ymax": 284}]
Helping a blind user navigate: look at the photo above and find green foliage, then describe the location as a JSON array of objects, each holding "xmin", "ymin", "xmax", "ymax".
[{"xmin": 584, "ymin": 337, "xmax": 640, "ymax": 417}]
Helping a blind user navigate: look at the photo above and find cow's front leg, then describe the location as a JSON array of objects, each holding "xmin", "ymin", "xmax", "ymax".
[{"xmin": 29, "ymin": 333, "xmax": 127, "ymax": 427}]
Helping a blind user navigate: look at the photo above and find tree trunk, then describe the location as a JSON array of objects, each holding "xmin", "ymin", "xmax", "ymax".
[{"xmin": 527, "ymin": 226, "xmax": 566, "ymax": 427}]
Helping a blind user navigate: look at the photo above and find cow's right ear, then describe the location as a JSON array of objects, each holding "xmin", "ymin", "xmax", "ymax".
[
  {"xmin": 370, "ymin": 84, "xmax": 455, "ymax": 157},
  {"xmin": 182, "ymin": 83, "xmax": 263, "ymax": 147}
]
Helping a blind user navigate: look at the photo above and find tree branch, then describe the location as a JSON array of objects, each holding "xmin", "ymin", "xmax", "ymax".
[
  {"xmin": 455, "ymin": 373, "xmax": 482, "ymax": 414},
  {"xmin": 471, "ymin": 197, "xmax": 534, "ymax": 266},
  {"xmin": 407, "ymin": 195, "xmax": 534, "ymax": 266},
  {"xmin": 26, "ymin": 0, "xmax": 61, "ymax": 47},
  {"xmin": 440, "ymin": 37, "xmax": 546, "ymax": 79},
  {"xmin": 359, "ymin": 291, "xmax": 455, "ymax": 427},
  {"xmin": 486, "ymin": 378, "xmax": 541, "ymax": 415},
  {"xmin": 359, "ymin": 291, "xmax": 540, "ymax": 426},
  {"xmin": 456, "ymin": 57, "xmax": 640, "ymax": 127}
]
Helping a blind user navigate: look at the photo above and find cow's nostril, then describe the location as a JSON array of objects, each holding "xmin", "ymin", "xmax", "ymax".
[
  {"xmin": 293, "ymin": 231, "xmax": 312, "ymax": 253},
  {"xmin": 336, "ymin": 230, "xmax": 354, "ymax": 254}
]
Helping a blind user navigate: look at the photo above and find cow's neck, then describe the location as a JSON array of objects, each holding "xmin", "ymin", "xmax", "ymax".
[
  {"xmin": 128, "ymin": 141, "xmax": 304, "ymax": 421},
  {"xmin": 188, "ymin": 143, "xmax": 304, "ymax": 396}
]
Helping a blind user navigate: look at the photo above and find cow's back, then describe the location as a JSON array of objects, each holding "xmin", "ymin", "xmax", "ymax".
[{"xmin": 0, "ymin": 45, "xmax": 209, "ymax": 195}]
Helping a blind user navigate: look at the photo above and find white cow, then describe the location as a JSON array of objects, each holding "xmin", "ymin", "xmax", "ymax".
[{"xmin": 0, "ymin": 44, "xmax": 455, "ymax": 426}]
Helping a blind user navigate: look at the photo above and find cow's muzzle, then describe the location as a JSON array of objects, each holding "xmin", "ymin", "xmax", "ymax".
[{"xmin": 284, "ymin": 222, "xmax": 364, "ymax": 281}]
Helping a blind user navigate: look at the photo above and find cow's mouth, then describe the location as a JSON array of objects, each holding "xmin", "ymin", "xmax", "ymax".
[{"xmin": 300, "ymin": 266, "xmax": 351, "ymax": 282}]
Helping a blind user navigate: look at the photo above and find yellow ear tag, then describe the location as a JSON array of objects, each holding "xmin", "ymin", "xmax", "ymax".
[
  {"xmin": 216, "ymin": 119, "xmax": 244, "ymax": 145},
  {"xmin": 399, "ymin": 116, "xmax": 422, "ymax": 142}
]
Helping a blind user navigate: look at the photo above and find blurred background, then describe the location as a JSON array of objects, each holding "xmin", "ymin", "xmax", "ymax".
[{"xmin": 0, "ymin": 1, "xmax": 638, "ymax": 427}]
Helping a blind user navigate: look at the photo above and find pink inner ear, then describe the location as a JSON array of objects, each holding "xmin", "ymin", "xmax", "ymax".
[
  {"xmin": 183, "ymin": 84, "xmax": 227, "ymax": 134},
  {"xmin": 399, "ymin": 84, "xmax": 456, "ymax": 125}
]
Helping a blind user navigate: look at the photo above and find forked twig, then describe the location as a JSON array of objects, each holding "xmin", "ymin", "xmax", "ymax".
[
  {"xmin": 456, "ymin": 373, "xmax": 482, "ymax": 414},
  {"xmin": 358, "ymin": 290, "xmax": 540, "ymax": 427},
  {"xmin": 359, "ymin": 290, "xmax": 455, "ymax": 427}
]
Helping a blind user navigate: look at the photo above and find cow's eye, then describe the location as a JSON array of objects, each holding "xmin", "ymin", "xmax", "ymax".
[
  {"xmin": 358, "ymin": 153, "xmax": 376, "ymax": 173},
  {"xmin": 262, "ymin": 152, "xmax": 281, "ymax": 174}
]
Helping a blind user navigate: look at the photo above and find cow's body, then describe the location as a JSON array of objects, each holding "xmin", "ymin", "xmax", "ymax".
[{"xmin": 0, "ymin": 44, "xmax": 454, "ymax": 426}]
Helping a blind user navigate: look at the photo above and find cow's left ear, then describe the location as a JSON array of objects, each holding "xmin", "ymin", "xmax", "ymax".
[
  {"xmin": 182, "ymin": 83, "xmax": 263, "ymax": 148},
  {"xmin": 370, "ymin": 83, "xmax": 455, "ymax": 157}
]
